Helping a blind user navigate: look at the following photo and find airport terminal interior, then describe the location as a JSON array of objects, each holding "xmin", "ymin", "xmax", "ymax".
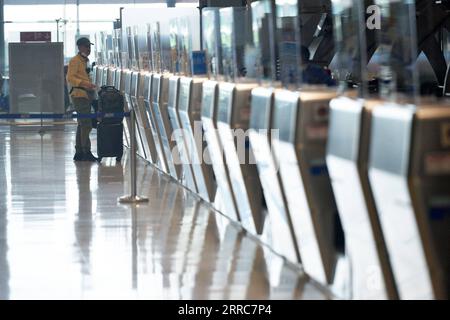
[{"xmin": 0, "ymin": 0, "xmax": 449, "ymax": 300}]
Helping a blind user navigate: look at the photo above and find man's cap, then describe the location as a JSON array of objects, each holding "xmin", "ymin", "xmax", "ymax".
[{"xmin": 76, "ymin": 37, "xmax": 94, "ymax": 47}]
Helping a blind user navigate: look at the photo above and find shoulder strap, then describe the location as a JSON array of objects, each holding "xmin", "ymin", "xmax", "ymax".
[{"xmin": 69, "ymin": 86, "xmax": 87, "ymax": 94}]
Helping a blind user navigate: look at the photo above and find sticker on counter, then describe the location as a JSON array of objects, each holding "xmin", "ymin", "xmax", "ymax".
[
  {"xmin": 313, "ymin": 104, "xmax": 329, "ymax": 122},
  {"xmin": 442, "ymin": 123, "xmax": 450, "ymax": 148},
  {"xmin": 306, "ymin": 125, "xmax": 328, "ymax": 140},
  {"xmin": 240, "ymin": 106, "xmax": 251, "ymax": 121},
  {"xmin": 429, "ymin": 207, "xmax": 450, "ymax": 220},
  {"xmin": 309, "ymin": 159, "xmax": 329, "ymax": 176},
  {"xmin": 424, "ymin": 152, "xmax": 450, "ymax": 175},
  {"xmin": 429, "ymin": 196, "xmax": 450, "ymax": 220}
]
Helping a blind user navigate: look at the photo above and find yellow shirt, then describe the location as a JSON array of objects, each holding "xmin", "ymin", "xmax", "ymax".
[{"xmin": 67, "ymin": 53, "xmax": 92, "ymax": 99}]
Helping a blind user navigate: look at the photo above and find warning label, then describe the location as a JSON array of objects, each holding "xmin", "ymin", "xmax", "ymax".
[
  {"xmin": 306, "ymin": 125, "xmax": 328, "ymax": 140},
  {"xmin": 425, "ymin": 152, "xmax": 450, "ymax": 175}
]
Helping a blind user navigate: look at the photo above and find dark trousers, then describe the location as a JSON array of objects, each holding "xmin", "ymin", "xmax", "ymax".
[{"xmin": 73, "ymin": 97, "xmax": 92, "ymax": 153}]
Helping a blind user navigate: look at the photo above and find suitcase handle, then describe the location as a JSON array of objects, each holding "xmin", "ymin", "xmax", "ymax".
[{"xmin": 100, "ymin": 85, "xmax": 119, "ymax": 93}]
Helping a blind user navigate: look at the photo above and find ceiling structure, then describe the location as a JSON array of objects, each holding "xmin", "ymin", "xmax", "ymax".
[{"xmin": 3, "ymin": 0, "xmax": 196, "ymax": 5}]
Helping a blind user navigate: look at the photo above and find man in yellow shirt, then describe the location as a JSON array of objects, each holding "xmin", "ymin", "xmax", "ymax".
[{"xmin": 67, "ymin": 37, "xmax": 98, "ymax": 162}]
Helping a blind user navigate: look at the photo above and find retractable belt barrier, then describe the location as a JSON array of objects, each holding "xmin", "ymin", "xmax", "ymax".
[{"xmin": 0, "ymin": 112, "xmax": 131, "ymax": 120}]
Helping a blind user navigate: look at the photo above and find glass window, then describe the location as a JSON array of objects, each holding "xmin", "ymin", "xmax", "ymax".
[{"xmin": 3, "ymin": 2, "xmax": 197, "ymax": 71}]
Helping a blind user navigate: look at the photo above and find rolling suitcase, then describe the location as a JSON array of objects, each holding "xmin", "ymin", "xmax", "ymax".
[
  {"xmin": 97, "ymin": 86, "xmax": 125, "ymax": 162},
  {"xmin": 97, "ymin": 122, "xmax": 123, "ymax": 162}
]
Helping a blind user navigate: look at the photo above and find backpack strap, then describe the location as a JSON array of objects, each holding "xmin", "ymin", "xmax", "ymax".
[
  {"xmin": 69, "ymin": 86, "xmax": 87, "ymax": 94},
  {"xmin": 100, "ymin": 85, "xmax": 119, "ymax": 93}
]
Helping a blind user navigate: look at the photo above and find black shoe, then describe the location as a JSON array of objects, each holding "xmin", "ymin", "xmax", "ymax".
[
  {"xmin": 73, "ymin": 152, "xmax": 84, "ymax": 161},
  {"xmin": 82, "ymin": 152, "xmax": 99, "ymax": 162}
]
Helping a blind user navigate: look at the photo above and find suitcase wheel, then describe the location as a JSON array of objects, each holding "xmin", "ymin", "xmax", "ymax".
[{"xmin": 116, "ymin": 156, "xmax": 122, "ymax": 162}]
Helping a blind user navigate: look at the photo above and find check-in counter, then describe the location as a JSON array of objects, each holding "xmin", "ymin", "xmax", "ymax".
[
  {"xmin": 201, "ymin": 80, "xmax": 240, "ymax": 221},
  {"xmin": 152, "ymin": 73, "xmax": 182, "ymax": 180},
  {"xmin": 124, "ymin": 69, "xmax": 147, "ymax": 159},
  {"xmin": 167, "ymin": 75, "xmax": 197, "ymax": 191},
  {"xmin": 107, "ymin": 67, "xmax": 116, "ymax": 87},
  {"xmin": 94, "ymin": 65, "xmax": 104, "ymax": 88},
  {"xmin": 92, "ymin": 65, "xmax": 98, "ymax": 87},
  {"xmin": 143, "ymin": 73, "xmax": 170, "ymax": 174},
  {"xmin": 114, "ymin": 68, "xmax": 130, "ymax": 148},
  {"xmin": 249, "ymin": 87, "xmax": 300, "ymax": 264},
  {"xmin": 101, "ymin": 66, "xmax": 109, "ymax": 87},
  {"xmin": 271, "ymin": 89, "xmax": 342, "ymax": 285},
  {"xmin": 327, "ymin": 97, "xmax": 398, "ymax": 299},
  {"xmin": 368, "ymin": 103, "xmax": 450, "ymax": 299},
  {"xmin": 178, "ymin": 77, "xmax": 217, "ymax": 202},
  {"xmin": 130, "ymin": 71, "xmax": 159, "ymax": 163},
  {"xmin": 216, "ymin": 82, "xmax": 264, "ymax": 235}
]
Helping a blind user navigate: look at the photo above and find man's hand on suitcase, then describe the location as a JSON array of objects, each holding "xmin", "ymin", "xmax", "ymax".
[
  {"xmin": 81, "ymin": 81, "xmax": 97, "ymax": 91},
  {"xmin": 86, "ymin": 83, "xmax": 97, "ymax": 90}
]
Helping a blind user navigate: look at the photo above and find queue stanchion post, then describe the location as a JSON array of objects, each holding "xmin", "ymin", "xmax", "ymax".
[
  {"xmin": 119, "ymin": 109, "xmax": 149, "ymax": 204},
  {"xmin": 38, "ymin": 111, "xmax": 45, "ymax": 136}
]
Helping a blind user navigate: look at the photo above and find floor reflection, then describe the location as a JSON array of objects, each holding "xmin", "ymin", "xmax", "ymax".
[
  {"xmin": 0, "ymin": 127, "xmax": 10, "ymax": 299},
  {"xmin": 74, "ymin": 161, "xmax": 98, "ymax": 290},
  {"xmin": 0, "ymin": 124, "xmax": 333, "ymax": 299}
]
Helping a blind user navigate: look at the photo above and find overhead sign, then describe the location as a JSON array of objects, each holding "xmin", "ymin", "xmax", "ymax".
[{"xmin": 20, "ymin": 32, "xmax": 52, "ymax": 42}]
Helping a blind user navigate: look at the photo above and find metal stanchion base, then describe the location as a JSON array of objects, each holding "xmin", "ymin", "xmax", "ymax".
[
  {"xmin": 119, "ymin": 110, "xmax": 148, "ymax": 205},
  {"xmin": 118, "ymin": 195, "xmax": 149, "ymax": 204}
]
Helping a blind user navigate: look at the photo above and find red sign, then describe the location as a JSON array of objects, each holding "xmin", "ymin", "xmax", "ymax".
[{"xmin": 20, "ymin": 32, "xmax": 52, "ymax": 42}]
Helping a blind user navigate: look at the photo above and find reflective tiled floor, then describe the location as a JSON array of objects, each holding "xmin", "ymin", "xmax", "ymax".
[{"xmin": 0, "ymin": 123, "xmax": 333, "ymax": 299}]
